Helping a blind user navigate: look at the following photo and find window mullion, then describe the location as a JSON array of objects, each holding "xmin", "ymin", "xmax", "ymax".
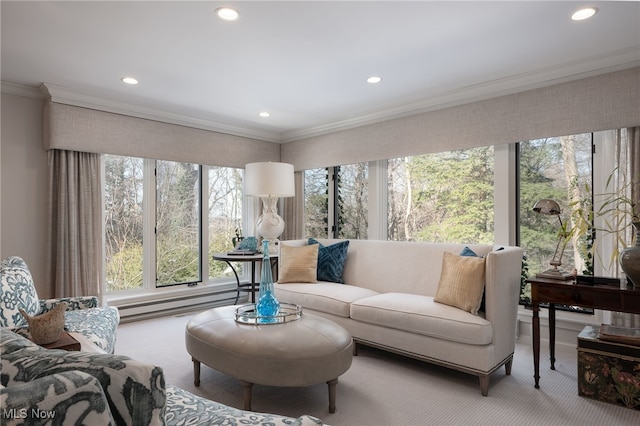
[{"xmin": 143, "ymin": 159, "xmax": 157, "ymax": 290}]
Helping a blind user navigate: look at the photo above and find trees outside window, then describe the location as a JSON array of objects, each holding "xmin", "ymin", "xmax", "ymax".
[
  {"xmin": 304, "ymin": 168, "xmax": 329, "ymax": 238},
  {"xmin": 156, "ymin": 161, "xmax": 201, "ymax": 286},
  {"xmin": 104, "ymin": 156, "xmax": 143, "ymax": 292},
  {"xmin": 303, "ymin": 164, "xmax": 368, "ymax": 239},
  {"xmin": 104, "ymin": 155, "xmax": 244, "ymax": 293},
  {"xmin": 518, "ymin": 133, "xmax": 593, "ymax": 306},
  {"xmin": 336, "ymin": 164, "xmax": 368, "ymax": 239},
  {"xmin": 388, "ymin": 147, "xmax": 495, "ymax": 243}
]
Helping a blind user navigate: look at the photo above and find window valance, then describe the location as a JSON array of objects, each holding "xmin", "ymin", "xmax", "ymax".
[{"xmin": 43, "ymin": 102, "xmax": 280, "ymax": 168}]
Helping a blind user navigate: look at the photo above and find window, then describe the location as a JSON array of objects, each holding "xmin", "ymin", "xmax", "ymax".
[
  {"xmin": 387, "ymin": 147, "xmax": 495, "ymax": 242},
  {"xmin": 303, "ymin": 164, "xmax": 368, "ymax": 239},
  {"xmin": 336, "ymin": 164, "xmax": 368, "ymax": 239},
  {"xmin": 104, "ymin": 156, "xmax": 144, "ymax": 292},
  {"xmin": 207, "ymin": 166, "xmax": 245, "ymax": 280},
  {"xmin": 518, "ymin": 133, "xmax": 593, "ymax": 309},
  {"xmin": 304, "ymin": 168, "xmax": 329, "ymax": 238},
  {"xmin": 104, "ymin": 155, "xmax": 244, "ymax": 293},
  {"xmin": 156, "ymin": 161, "xmax": 201, "ymax": 286}
]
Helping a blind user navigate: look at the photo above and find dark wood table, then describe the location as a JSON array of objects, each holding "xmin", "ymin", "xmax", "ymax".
[
  {"xmin": 40, "ymin": 331, "xmax": 81, "ymax": 351},
  {"xmin": 527, "ymin": 276, "xmax": 640, "ymax": 389},
  {"xmin": 213, "ymin": 253, "xmax": 278, "ymax": 303}
]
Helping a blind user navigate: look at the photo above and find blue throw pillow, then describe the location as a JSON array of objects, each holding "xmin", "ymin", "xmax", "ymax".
[
  {"xmin": 460, "ymin": 246, "xmax": 479, "ymax": 257},
  {"xmin": 308, "ymin": 238, "xmax": 350, "ymax": 283}
]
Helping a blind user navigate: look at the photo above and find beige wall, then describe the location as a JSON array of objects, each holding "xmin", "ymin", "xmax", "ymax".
[{"xmin": 1, "ymin": 93, "xmax": 50, "ymax": 297}]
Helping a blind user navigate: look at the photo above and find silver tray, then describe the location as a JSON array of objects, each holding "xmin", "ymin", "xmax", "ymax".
[{"xmin": 234, "ymin": 303, "xmax": 303, "ymax": 325}]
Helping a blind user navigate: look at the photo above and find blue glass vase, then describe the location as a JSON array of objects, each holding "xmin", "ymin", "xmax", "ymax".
[{"xmin": 256, "ymin": 240, "xmax": 280, "ymax": 323}]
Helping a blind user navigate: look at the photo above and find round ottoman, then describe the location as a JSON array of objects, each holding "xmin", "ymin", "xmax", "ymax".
[{"xmin": 185, "ymin": 305, "xmax": 353, "ymax": 413}]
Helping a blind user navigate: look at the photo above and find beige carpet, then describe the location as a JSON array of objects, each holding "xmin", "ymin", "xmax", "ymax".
[{"xmin": 115, "ymin": 312, "xmax": 638, "ymax": 425}]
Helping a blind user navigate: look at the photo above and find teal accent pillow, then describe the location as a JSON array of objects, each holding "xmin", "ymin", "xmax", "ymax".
[
  {"xmin": 308, "ymin": 238, "xmax": 350, "ymax": 283},
  {"xmin": 460, "ymin": 246, "xmax": 479, "ymax": 257}
]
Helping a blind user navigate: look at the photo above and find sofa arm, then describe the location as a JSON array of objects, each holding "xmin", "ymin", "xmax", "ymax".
[
  {"xmin": 39, "ymin": 296, "xmax": 98, "ymax": 312},
  {"xmin": 484, "ymin": 247, "xmax": 524, "ymax": 359},
  {"xmin": 0, "ymin": 371, "xmax": 116, "ymax": 425}
]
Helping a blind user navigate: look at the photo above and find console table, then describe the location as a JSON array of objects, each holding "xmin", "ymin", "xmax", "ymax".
[
  {"xmin": 213, "ymin": 253, "xmax": 278, "ymax": 303},
  {"xmin": 528, "ymin": 276, "xmax": 640, "ymax": 389}
]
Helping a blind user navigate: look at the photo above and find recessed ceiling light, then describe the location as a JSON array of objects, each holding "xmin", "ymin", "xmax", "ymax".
[
  {"xmin": 571, "ymin": 7, "xmax": 598, "ymax": 21},
  {"xmin": 259, "ymin": 112, "xmax": 270, "ymax": 118},
  {"xmin": 216, "ymin": 7, "xmax": 239, "ymax": 21},
  {"xmin": 121, "ymin": 77, "xmax": 138, "ymax": 85},
  {"xmin": 366, "ymin": 76, "xmax": 382, "ymax": 84}
]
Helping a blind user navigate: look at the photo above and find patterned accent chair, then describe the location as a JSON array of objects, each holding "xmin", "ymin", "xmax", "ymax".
[
  {"xmin": 0, "ymin": 329, "xmax": 326, "ymax": 425},
  {"xmin": 0, "ymin": 256, "xmax": 119, "ymax": 353}
]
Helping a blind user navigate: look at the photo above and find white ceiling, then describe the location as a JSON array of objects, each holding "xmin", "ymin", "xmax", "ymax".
[{"xmin": 2, "ymin": 1, "xmax": 639, "ymax": 143}]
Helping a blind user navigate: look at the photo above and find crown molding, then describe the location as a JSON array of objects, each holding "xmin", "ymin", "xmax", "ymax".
[{"xmin": 1, "ymin": 81, "xmax": 46, "ymax": 99}]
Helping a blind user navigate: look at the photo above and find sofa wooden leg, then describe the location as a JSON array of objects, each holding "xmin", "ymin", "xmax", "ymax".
[
  {"xmin": 192, "ymin": 357, "xmax": 201, "ymax": 386},
  {"xmin": 504, "ymin": 358, "xmax": 513, "ymax": 375},
  {"xmin": 241, "ymin": 380, "xmax": 253, "ymax": 411},
  {"xmin": 479, "ymin": 375, "xmax": 489, "ymax": 396},
  {"xmin": 327, "ymin": 378, "xmax": 338, "ymax": 413},
  {"xmin": 353, "ymin": 342, "xmax": 359, "ymax": 356}
]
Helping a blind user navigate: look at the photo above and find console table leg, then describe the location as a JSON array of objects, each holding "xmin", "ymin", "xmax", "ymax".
[
  {"xmin": 549, "ymin": 303, "xmax": 556, "ymax": 370},
  {"xmin": 241, "ymin": 381, "xmax": 253, "ymax": 411},
  {"xmin": 192, "ymin": 358, "xmax": 201, "ymax": 387},
  {"xmin": 532, "ymin": 301, "xmax": 540, "ymax": 388},
  {"xmin": 327, "ymin": 378, "xmax": 338, "ymax": 413}
]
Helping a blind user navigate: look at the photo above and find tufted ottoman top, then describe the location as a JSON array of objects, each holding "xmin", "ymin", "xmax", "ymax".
[{"xmin": 186, "ymin": 305, "xmax": 353, "ymax": 387}]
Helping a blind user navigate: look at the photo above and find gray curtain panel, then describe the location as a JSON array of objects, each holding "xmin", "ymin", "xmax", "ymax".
[{"xmin": 47, "ymin": 149, "xmax": 103, "ymax": 301}]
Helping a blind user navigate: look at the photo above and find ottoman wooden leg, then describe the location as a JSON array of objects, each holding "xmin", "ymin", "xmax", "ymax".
[
  {"xmin": 192, "ymin": 357, "xmax": 201, "ymax": 386},
  {"xmin": 241, "ymin": 380, "xmax": 253, "ymax": 411},
  {"xmin": 327, "ymin": 378, "xmax": 338, "ymax": 413}
]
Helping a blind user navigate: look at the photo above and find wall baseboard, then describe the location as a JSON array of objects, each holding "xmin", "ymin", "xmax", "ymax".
[{"xmin": 113, "ymin": 289, "xmax": 248, "ymax": 323}]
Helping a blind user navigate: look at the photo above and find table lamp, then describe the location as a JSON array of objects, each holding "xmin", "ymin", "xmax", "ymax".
[
  {"xmin": 533, "ymin": 198, "xmax": 573, "ymax": 280},
  {"xmin": 244, "ymin": 162, "xmax": 295, "ymax": 255}
]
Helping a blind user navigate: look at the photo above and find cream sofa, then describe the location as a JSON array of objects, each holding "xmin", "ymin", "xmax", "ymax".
[{"xmin": 274, "ymin": 239, "xmax": 523, "ymax": 396}]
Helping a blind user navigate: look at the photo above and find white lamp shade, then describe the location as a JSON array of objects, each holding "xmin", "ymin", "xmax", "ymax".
[{"xmin": 244, "ymin": 162, "xmax": 295, "ymax": 197}]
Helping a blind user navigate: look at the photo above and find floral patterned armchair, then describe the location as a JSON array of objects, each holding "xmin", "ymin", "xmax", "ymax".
[
  {"xmin": 0, "ymin": 256, "xmax": 119, "ymax": 353},
  {"xmin": 0, "ymin": 329, "xmax": 326, "ymax": 425}
]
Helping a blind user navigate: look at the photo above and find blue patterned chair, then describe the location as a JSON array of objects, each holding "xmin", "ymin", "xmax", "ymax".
[
  {"xmin": 0, "ymin": 329, "xmax": 326, "ymax": 425},
  {"xmin": 0, "ymin": 256, "xmax": 119, "ymax": 353}
]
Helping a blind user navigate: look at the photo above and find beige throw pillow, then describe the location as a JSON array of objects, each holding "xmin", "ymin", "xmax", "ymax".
[
  {"xmin": 434, "ymin": 251, "xmax": 486, "ymax": 315},
  {"xmin": 278, "ymin": 244, "xmax": 319, "ymax": 283}
]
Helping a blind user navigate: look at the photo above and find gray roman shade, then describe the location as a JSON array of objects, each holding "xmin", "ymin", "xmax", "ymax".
[{"xmin": 43, "ymin": 102, "xmax": 280, "ymax": 167}]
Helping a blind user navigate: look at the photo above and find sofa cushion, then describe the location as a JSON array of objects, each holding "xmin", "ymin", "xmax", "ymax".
[
  {"xmin": 350, "ymin": 293, "xmax": 493, "ymax": 345},
  {"xmin": 278, "ymin": 244, "xmax": 319, "ymax": 283},
  {"xmin": 434, "ymin": 252, "xmax": 486, "ymax": 315},
  {"xmin": 0, "ymin": 371, "xmax": 116, "ymax": 425},
  {"xmin": 1, "ymin": 328, "xmax": 166, "ymax": 425},
  {"xmin": 0, "ymin": 256, "xmax": 40, "ymax": 327},
  {"xmin": 308, "ymin": 238, "xmax": 349, "ymax": 283},
  {"xmin": 275, "ymin": 283, "xmax": 379, "ymax": 318}
]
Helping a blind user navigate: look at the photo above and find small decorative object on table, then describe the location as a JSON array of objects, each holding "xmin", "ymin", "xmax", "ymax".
[
  {"xmin": 256, "ymin": 240, "xmax": 280, "ymax": 323},
  {"xmin": 619, "ymin": 221, "xmax": 640, "ymax": 288},
  {"xmin": 20, "ymin": 302, "xmax": 67, "ymax": 345}
]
